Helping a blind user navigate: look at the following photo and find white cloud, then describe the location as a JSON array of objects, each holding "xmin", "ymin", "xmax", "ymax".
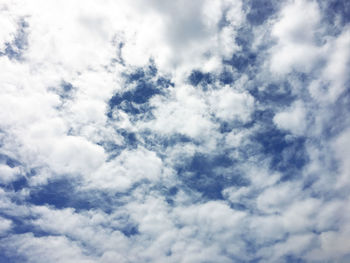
[
  {"xmin": 273, "ymin": 100, "xmax": 307, "ymax": 136},
  {"xmin": 259, "ymin": 233, "xmax": 316, "ymax": 262},
  {"xmin": 256, "ymin": 182, "xmax": 298, "ymax": 213},
  {"xmin": 281, "ymin": 198, "xmax": 321, "ymax": 233},
  {"xmin": 0, "ymin": 164, "xmax": 20, "ymax": 184},
  {"xmin": 145, "ymin": 85, "xmax": 217, "ymax": 139},
  {"xmin": 0, "ymin": 7, "xmax": 17, "ymax": 52},
  {"xmin": 175, "ymin": 201, "xmax": 246, "ymax": 235},
  {"xmin": 124, "ymin": 0, "xmax": 244, "ymax": 73},
  {"xmin": 1, "ymin": 0, "xmax": 350, "ymax": 262},
  {"xmin": 332, "ymin": 128, "xmax": 350, "ymax": 188},
  {"xmin": 0, "ymin": 233, "xmax": 96, "ymax": 263},
  {"xmin": 0, "ymin": 216, "xmax": 12, "ymax": 235},
  {"xmin": 44, "ymin": 135, "xmax": 106, "ymax": 175},
  {"xmin": 209, "ymin": 85, "xmax": 255, "ymax": 123},
  {"xmin": 305, "ymin": 198, "xmax": 350, "ymax": 262},
  {"xmin": 87, "ymin": 147, "xmax": 163, "ymax": 191},
  {"xmin": 309, "ymin": 26, "xmax": 350, "ymax": 103},
  {"xmin": 270, "ymin": 0, "xmax": 323, "ymax": 74}
]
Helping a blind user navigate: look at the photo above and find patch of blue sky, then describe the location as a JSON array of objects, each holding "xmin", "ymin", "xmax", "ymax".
[
  {"xmin": 3, "ymin": 176, "xmax": 28, "ymax": 192},
  {"xmin": 108, "ymin": 64, "xmax": 172, "ymax": 122},
  {"xmin": 139, "ymin": 132, "xmax": 193, "ymax": 154},
  {"xmin": 253, "ymin": 126, "xmax": 308, "ymax": 180},
  {"xmin": 176, "ymin": 153, "xmax": 248, "ymax": 200},
  {"xmin": 163, "ymin": 186, "xmax": 179, "ymax": 205},
  {"xmin": 119, "ymin": 225, "xmax": 139, "ymax": 237},
  {"xmin": 322, "ymin": 0, "xmax": 350, "ymax": 25},
  {"xmin": 235, "ymin": 27, "xmax": 255, "ymax": 52},
  {"xmin": 249, "ymin": 83, "xmax": 296, "ymax": 108},
  {"xmin": 188, "ymin": 70, "xmax": 213, "ymax": 87},
  {"xmin": 6, "ymin": 216, "xmax": 51, "ymax": 238},
  {"xmin": 27, "ymin": 178, "xmax": 92, "ymax": 211},
  {"xmin": 246, "ymin": 0, "xmax": 279, "ymax": 26},
  {"xmin": 224, "ymin": 51, "xmax": 257, "ymax": 73},
  {"xmin": 219, "ymin": 120, "xmax": 239, "ymax": 133},
  {"xmin": 119, "ymin": 129, "xmax": 138, "ymax": 149},
  {"xmin": 25, "ymin": 178, "xmax": 136, "ymax": 216},
  {"xmin": 283, "ymin": 255, "xmax": 307, "ymax": 263},
  {"xmin": 109, "ymin": 83, "xmax": 159, "ymax": 107},
  {"xmin": 98, "ymin": 141, "xmax": 126, "ymax": 161},
  {"xmin": 0, "ymin": 252, "xmax": 21, "ymax": 263},
  {"xmin": 219, "ymin": 69, "xmax": 235, "ymax": 85},
  {"xmin": 94, "ymin": 209, "xmax": 140, "ymax": 237},
  {"xmin": 57, "ymin": 81, "xmax": 75, "ymax": 101},
  {"xmin": 0, "ymin": 154, "xmax": 21, "ymax": 168},
  {"xmin": 84, "ymin": 191, "xmax": 128, "ymax": 214}
]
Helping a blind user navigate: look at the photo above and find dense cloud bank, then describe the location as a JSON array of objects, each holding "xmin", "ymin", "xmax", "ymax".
[{"xmin": 0, "ymin": 0, "xmax": 350, "ymax": 262}]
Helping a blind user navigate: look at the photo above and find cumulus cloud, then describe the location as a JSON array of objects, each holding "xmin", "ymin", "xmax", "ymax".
[
  {"xmin": 87, "ymin": 147, "xmax": 164, "ymax": 191},
  {"xmin": 0, "ymin": 233, "xmax": 97, "ymax": 263},
  {"xmin": 1, "ymin": 0, "xmax": 350, "ymax": 262},
  {"xmin": 309, "ymin": 26, "xmax": 350, "ymax": 103},
  {"xmin": 0, "ymin": 8, "xmax": 17, "ymax": 52},
  {"xmin": 269, "ymin": 0, "xmax": 324, "ymax": 74},
  {"xmin": 273, "ymin": 100, "xmax": 307, "ymax": 136},
  {"xmin": 209, "ymin": 85, "xmax": 255, "ymax": 123},
  {"xmin": 0, "ymin": 216, "xmax": 12, "ymax": 235}
]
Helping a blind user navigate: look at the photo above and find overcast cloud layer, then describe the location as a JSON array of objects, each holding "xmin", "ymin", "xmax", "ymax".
[{"xmin": 0, "ymin": 0, "xmax": 350, "ymax": 262}]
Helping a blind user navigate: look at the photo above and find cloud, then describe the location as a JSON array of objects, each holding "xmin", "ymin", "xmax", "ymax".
[
  {"xmin": 0, "ymin": 8, "xmax": 17, "ymax": 52},
  {"xmin": 0, "ymin": 164, "xmax": 20, "ymax": 184},
  {"xmin": 144, "ymin": 84, "xmax": 217, "ymax": 139},
  {"xmin": 273, "ymin": 100, "xmax": 307, "ymax": 136},
  {"xmin": 209, "ymin": 85, "xmax": 255, "ymax": 123},
  {"xmin": 309, "ymin": 26, "xmax": 350, "ymax": 103},
  {"xmin": 332, "ymin": 128, "xmax": 350, "ymax": 188},
  {"xmin": 269, "ymin": 0, "xmax": 323, "ymax": 74},
  {"xmin": 0, "ymin": 233, "xmax": 97, "ymax": 263},
  {"xmin": 1, "ymin": 0, "xmax": 350, "ymax": 262},
  {"xmin": 122, "ymin": 0, "xmax": 244, "ymax": 72},
  {"xmin": 0, "ymin": 216, "xmax": 12, "ymax": 235},
  {"xmin": 87, "ymin": 147, "xmax": 164, "ymax": 191}
]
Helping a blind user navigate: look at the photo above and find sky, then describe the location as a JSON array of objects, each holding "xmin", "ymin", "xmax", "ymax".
[{"xmin": 0, "ymin": 0, "xmax": 350, "ymax": 262}]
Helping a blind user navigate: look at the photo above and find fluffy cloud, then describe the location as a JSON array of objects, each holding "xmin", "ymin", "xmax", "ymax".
[
  {"xmin": 0, "ymin": 7, "xmax": 17, "ymax": 52},
  {"xmin": 209, "ymin": 85, "xmax": 255, "ymax": 123},
  {"xmin": 1, "ymin": 0, "xmax": 350, "ymax": 262},
  {"xmin": 0, "ymin": 216, "xmax": 12, "ymax": 235},
  {"xmin": 87, "ymin": 147, "xmax": 164, "ymax": 191},
  {"xmin": 0, "ymin": 233, "xmax": 97, "ymax": 263},
  {"xmin": 273, "ymin": 100, "xmax": 307, "ymax": 136},
  {"xmin": 269, "ymin": 0, "xmax": 323, "ymax": 74}
]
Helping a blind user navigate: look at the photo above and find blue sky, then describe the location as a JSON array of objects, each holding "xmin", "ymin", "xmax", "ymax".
[{"xmin": 0, "ymin": 0, "xmax": 350, "ymax": 262}]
